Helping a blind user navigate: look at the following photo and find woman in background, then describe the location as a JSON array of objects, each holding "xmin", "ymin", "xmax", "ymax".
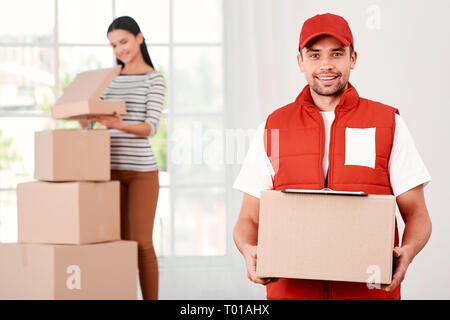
[{"xmin": 81, "ymin": 16, "xmax": 166, "ymax": 300}]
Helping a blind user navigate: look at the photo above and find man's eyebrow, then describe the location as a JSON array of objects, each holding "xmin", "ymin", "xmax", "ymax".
[{"xmin": 304, "ymin": 47, "xmax": 346, "ymax": 54}]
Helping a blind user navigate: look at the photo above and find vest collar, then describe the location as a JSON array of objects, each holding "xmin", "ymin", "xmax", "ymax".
[{"xmin": 295, "ymin": 82, "xmax": 360, "ymax": 112}]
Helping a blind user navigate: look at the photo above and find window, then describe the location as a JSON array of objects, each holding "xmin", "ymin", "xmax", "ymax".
[{"xmin": 0, "ymin": 0, "xmax": 225, "ymax": 258}]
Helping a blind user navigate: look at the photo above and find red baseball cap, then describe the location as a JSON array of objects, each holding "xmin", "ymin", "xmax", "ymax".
[{"xmin": 299, "ymin": 13, "xmax": 354, "ymax": 51}]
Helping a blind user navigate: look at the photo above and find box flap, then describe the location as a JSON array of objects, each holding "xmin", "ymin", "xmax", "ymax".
[
  {"xmin": 52, "ymin": 66, "xmax": 126, "ymax": 119},
  {"xmin": 56, "ymin": 66, "xmax": 121, "ymax": 104}
]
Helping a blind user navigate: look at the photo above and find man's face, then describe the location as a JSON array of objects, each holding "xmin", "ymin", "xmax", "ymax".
[{"xmin": 298, "ymin": 35, "xmax": 357, "ymax": 97}]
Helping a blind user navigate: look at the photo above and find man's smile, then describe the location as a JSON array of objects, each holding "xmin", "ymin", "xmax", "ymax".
[{"xmin": 316, "ymin": 74, "xmax": 339, "ymax": 84}]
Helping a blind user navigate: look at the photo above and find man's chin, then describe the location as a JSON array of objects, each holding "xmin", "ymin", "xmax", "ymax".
[{"xmin": 311, "ymin": 83, "xmax": 346, "ymax": 97}]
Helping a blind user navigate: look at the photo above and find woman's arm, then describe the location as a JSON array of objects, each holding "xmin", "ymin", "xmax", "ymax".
[
  {"xmin": 89, "ymin": 112, "xmax": 151, "ymax": 137},
  {"xmin": 144, "ymin": 73, "xmax": 166, "ymax": 137},
  {"xmin": 118, "ymin": 122, "xmax": 151, "ymax": 137}
]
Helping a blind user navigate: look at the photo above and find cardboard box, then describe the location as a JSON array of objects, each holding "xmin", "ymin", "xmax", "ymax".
[
  {"xmin": 256, "ymin": 190, "xmax": 396, "ymax": 284},
  {"xmin": 35, "ymin": 129, "xmax": 110, "ymax": 181},
  {"xmin": 0, "ymin": 241, "xmax": 137, "ymax": 300},
  {"xmin": 17, "ymin": 181, "xmax": 120, "ymax": 245},
  {"xmin": 52, "ymin": 66, "xmax": 126, "ymax": 120}
]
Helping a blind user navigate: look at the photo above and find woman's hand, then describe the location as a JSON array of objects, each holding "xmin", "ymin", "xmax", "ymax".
[
  {"xmin": 89, "ymin": 113, "xmax": 151, "ymax": 136},
  {"xmin": 89, "ymin": 112, "xmax": 124, "ymax": 130},
  {"xmin": 78, "ymin": 119, "xmax": 91, "ymax": 129}
]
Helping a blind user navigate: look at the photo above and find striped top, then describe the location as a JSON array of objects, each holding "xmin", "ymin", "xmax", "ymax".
[{"xmin": 100, "ymin": 70, "xmax": 166, "ymax": 172}]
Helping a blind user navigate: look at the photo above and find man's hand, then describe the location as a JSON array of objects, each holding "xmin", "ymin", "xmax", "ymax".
[
  {"xmin": 234, "ymin": 193, "xmax": 279, "ymax": 287},
  {"xmin": 381, "ymin": 245, "xmax": 413, "ymax": 292},
  {"xmin": 89, "ymin": 112, "xmax": 123, "ymax": 130},
  {"xmin": 243, "ymin": 245, "xmax": 278, "ymax": 286}
]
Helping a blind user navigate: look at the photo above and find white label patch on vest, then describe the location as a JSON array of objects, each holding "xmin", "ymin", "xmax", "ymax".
[{"xmin": 344, "ymin": 127, "xmax": 376, "ymax": 168}]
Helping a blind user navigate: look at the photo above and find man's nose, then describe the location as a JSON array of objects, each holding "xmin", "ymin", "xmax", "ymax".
[
  {"xmin": 319, "ymin": 62, "xmax": 333, "ymax": 71},
  {"xmin": 319, "ymin": 57, "xmax": 333, "ymax": 71}
]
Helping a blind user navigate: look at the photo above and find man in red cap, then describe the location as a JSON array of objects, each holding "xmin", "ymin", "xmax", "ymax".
[{"xmin": 233, "ymin": 13, "xmax": 432, "ymax": 299}]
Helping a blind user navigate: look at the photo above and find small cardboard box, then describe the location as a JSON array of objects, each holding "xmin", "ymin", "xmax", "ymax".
[
  {"xmin": 256, "ymin": 190, "xmax": 396, "ymax": 284},
  {"xmin": 52, "ymin": 66, "xmax": 126, "ymax": 120},
  {"xmin": 35, "ymin": 129, "xmax": 110, "ymax": 182},
  {"xmin": 0, "ymin": 241, "xmax": 137, "ymax": 300},
  {"xmin": 17, "ymin": 181, "xmax": 120, "ymax": 245}
]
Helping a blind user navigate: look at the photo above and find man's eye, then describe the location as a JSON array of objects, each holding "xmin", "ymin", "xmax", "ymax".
[
  {"xmin": 310, "ymin": 54, "xmax": 319, "ymax": 58},
  {"xmin": 333, "ymin": 52, "xmax": 342, "ymax": 57}
]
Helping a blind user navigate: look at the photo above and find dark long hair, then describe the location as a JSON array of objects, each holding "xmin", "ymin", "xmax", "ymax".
[{"xmin": 107, "ymin": 16, "xmax": 154, "ymax": 68}]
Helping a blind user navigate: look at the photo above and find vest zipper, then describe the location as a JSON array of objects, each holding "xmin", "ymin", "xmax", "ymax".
[
  {"xmin": 317, "ymin": 109, "xmax": 326, "ymax": 188},
  {"xmin": 327, "ymin": 109, "xmax": 339, "ymax": 190}
]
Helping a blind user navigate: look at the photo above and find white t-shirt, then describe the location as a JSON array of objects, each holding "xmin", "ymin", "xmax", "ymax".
[
  {"xmin": 321, "ymin": 111, "xmax": 334, "ymax": 177},
  {"xmin": 233, "ymin": 113, "xmax": 431, "ymax": 198}
]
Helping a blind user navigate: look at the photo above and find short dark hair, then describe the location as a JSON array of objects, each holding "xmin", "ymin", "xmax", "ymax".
[{"xmin": 299, "ymin": 44, "xmax": 354, "ymax": 59}]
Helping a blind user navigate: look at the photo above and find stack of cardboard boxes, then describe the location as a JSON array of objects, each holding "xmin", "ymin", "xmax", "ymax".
[{"xmin": 0, "ymin": 67, "xmax": 138, "ymax": 299}]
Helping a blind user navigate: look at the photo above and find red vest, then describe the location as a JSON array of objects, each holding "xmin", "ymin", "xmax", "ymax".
[{"xmin": 263, "ymin": 83, "xmax": 401, "ymax": 300}]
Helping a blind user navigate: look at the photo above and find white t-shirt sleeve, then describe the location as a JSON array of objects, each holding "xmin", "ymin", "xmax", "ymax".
[
  {"xmin": 232, "ymin": 121, "xmax": 274, "ymax": 198},
  {"xmin": 388, "ymin": 114, "xmax": 432, "ymax": 197}
]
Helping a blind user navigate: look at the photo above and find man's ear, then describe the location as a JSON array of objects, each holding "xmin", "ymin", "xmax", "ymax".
[
  {"xmin": 350, "ymin": 50, "xmax": 357, "ymax": 70},
  {"xmin": 297, "ymin": 53, "xmax": 304, "ymax": 72}
]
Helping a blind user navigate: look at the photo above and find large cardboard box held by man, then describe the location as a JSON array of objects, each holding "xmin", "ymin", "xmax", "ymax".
[
  {"xmin": 52, "ymin": 66, "xmax": 126, "ymax": 120},
  {"xmin": 0, "ymin": 241, "xmax": 137, "ymax": 300},
  {"xmin": 35, "ymin": 129, "xmax": 110, "ymax": 181},
  {"xmin": 17, "ymin": 181, "xmax": 120, "ymax": 245},
  {"xmin": 256, "ymin": 190, "xmax": 396, "ymax": 284}
]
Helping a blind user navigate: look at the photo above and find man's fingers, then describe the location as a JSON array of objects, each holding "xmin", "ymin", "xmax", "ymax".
[
  {"xmin": 384, "ymin": 247, "xmax": 408, "ymax": 291},
  {"xmin": 245, "ymin": 245, "xmax": 267, "ymax": 285},
  {"xmin": 250, "ymin": 247, "xmax": 257, "ymax": 258},
  {"xmin": 246, "ymin": 254, "xmax": 256, "ymax": 270},
  {"xmin": 385, "ymin": 267, "xmax": 405, "ymax": 291},
  {"xmin": 247, "ymin": 268, "xmax": 265, "ymax": 285},
  {"xmin": 393, "ymin": 247, "xmax": 402, "ymax": 258},
  {"xmin": 263, "ymin": 278, "xmax": 279, "ymax": 286},
  {"xmin": 385, "ymin": 273, "xmax": 401, "ymax": 291},
  {"xmin": 253, "ymin": 277, "xmax": 268, "ymax": 285},
  {"xmin": 385, "ymin": 279, "xmax": 399, "ymax": 292},
  {"xmin": 248, "ymin": 272, "xmax": 268, "ymax": 285}
]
